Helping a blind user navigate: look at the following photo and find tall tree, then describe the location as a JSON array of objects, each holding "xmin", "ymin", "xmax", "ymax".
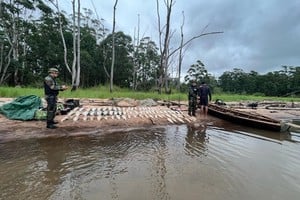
[
  {"xmin": 75, "ymin": 0, "xmax": 81, "ymax": 89},
  {"xmin": 50, "ymin": 0, "xmax": 74, "ymax": 77},
  {"xmin": 134, "ymin": 37, "xmax": 160, "ymax": 90},
  {"xmin": 184, "ymin": 60, "xmax": 210, "ymax": 84},
  {"xmin": 177, "ymin": 11, "xmax": 185, "ymax": 90},
  {"xmin": 68, "ymin": 0, "xmax": 82, "ymax": 91},
  {"xmin": 110, "ymin": 0, "xmax": 118, "ymax": 93},
  {"xmin": 156, "ymin": 0, "xmax": 174, "ymax": 94},
  {"xmin": 0, "ymin": 0, "xmax": 52, "ymax": 85},
  {"xmin": 155, "ymin": 0, "xmax": 223, "ymax": 94},
  {"xmin": 132, "ymin": 13, "xmax": 140, "ymax": 90},
  {"xmin": 99, "ymin": 31, "xmax": 134, "ymax": 87}
]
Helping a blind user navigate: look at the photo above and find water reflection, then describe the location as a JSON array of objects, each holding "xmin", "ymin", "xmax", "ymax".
[
  {"xmin": 39, "ymin": 139, "xmax": 69, "ymax": 189},
  {"xmin": 0, "ymin": 123, "xmax": 300, "ymax": 200},
  {"xmin": 185, "ymin": 123, "xmax": 208, "ymax": 157}
]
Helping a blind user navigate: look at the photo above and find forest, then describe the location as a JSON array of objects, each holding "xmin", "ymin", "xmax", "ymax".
[{"xmin": 1, "ymin": 0, "xmax": 299, "ymax": 97}]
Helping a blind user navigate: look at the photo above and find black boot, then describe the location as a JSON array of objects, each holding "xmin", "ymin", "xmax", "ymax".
[
  {"xmin": 47, "ymin": 111, "xmax": 57, "ymax": 128},
  {"xmin": 47, "ymin": 124, "xmax": 57, "ymax": 129}
]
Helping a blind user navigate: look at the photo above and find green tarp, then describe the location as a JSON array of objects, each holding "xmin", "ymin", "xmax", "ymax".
[{"xmin": 0, "ymin": 95, "xmax": 42, "ymax": 120}]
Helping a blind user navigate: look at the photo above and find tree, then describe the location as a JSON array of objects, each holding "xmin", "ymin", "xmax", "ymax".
[
  {"xmin": 155, "ymin": 0, "xmax": 223, "ymax": 94},
  {"xmin": 184, "ymin": 60, "xmax": 210, "ymax": 83},
  {"xmin": 1, "ymin": 0, "xmax": 33, "ymax": 85},
  {"xmin": 68, "ymin": 0, "xmax": 82, "ymax": 91},
  {"xmin": 110, "ymin": 0, "xmax": 118, "ymax": 93},
  {"xmin": 134, "ymin": 37, "xmax": 160, "ymax": 90},
  {"xmin": 0, "ymin": 0, "xmax": 53, "ymax": 85},
  {"xmin": 99, "ymin": 31, "xmax": 134, "ymax": 87},
  {"xmin": 156, "ymin": 0, "xmax": 174, "ymax": 93},
  {"xmin": 289, "ymin": 66, "xmax": 300, "ymax": 93},
  {"xmin": 176, "ymin": 11, "xmax": 185, "ymax": 90}
]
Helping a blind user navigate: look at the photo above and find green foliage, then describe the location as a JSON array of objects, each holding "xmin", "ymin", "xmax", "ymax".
[
  {"xmin": 218, "ymin": 66, "xmax": 300, "ymax": 97},
  {"xmin": 212, "ymin": 93, "xmax": 298, "ymax": 102},
  {"xmin": 184, "ymin": 60, "xmax": 210, "ymax": 83},
  {"xmin": 133, "ymin": 37, "xmax": 160, "ymax": 91},
  {"xmin": 1, "ymin": 86, "xmax": 299, "ymax": 104}
]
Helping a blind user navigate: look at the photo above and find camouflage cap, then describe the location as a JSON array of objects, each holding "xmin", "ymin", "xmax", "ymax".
[
  {"xmin": 48, "ymin": 68, "xmax": 59, "ymax": 73},
  {"xmin": 191, "ymin": 80, "xmax": 197, "ymax": 85}
]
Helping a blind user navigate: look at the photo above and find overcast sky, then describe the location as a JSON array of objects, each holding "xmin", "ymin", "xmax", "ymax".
[{"xmin": 60, "ymin": 0, "xmax": 300, "ymax": 78}]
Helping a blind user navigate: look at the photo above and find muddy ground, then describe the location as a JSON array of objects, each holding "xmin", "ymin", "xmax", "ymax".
[
  {"xmin": 1, "ymin": 97, "xmax": 300, "ymax": 142},
  {"xmin": 0, "ymin": 97, "xmax": 197, "ymax": 142}
]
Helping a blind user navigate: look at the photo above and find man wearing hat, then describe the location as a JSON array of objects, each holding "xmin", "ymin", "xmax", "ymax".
[{"xmin": 44, "ymin": 68, "xmax": 68, "ymax": 129}]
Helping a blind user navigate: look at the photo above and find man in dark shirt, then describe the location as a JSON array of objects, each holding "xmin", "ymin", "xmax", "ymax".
[
  {"xmin": 198, "ymin": 81, "xmax": 211, "ymax": 116},
  {"xmin": 44, "ymin": 68, "xmax": 68, "ymax": 129}
]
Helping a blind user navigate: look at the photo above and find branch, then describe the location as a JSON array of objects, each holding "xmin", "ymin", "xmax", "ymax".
[{"xmin": 169, "ymin": 31, "xmax": 224, "ymax": 58}]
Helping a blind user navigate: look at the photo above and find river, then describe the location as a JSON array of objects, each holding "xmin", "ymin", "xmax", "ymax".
[{"xmin": 0, "ymin": 118, "xmax": 300, "ymax": 200}]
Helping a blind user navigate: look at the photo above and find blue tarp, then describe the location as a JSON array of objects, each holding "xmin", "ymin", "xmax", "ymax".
[{"xmin": 0, "ymin": 95, "xmax": 42, "ymax": 120}]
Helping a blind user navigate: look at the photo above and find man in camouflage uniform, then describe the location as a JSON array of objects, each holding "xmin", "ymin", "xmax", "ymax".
[
  {"xmin": 44, "ymin": 68, "xmax": 68, "ymax": 129},
  {"xmin": 188, "ymin": 80, "xmax": 198, "ymax": 116}
]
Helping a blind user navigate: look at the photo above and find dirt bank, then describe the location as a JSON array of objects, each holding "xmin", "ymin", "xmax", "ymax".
[
  {"xmin": 0, "ymin": 97, "xmax": 198, "ymax": 142},
  {"xmin": 1, "ymin": 97, "xmax": 300, "ymax": 142}
]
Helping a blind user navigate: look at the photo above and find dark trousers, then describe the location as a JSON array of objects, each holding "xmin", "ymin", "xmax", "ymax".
[{"xmin": 46, "ymin": 96, "xmax": 57, "ymax": 125}]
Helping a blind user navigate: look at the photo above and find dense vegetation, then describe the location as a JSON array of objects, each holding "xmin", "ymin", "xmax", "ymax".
[
  {"xmin": 1, "ymin": 86, "xmax": 298, "ymax": 103},
  {"xmin": 1, "ymin": 1, "xmax": 299, "ymax": 97}
]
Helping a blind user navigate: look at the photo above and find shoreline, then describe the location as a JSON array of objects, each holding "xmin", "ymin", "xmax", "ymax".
[{"xmin": 1, "ymin": 97, "xmax": 300, "ymax": 142}]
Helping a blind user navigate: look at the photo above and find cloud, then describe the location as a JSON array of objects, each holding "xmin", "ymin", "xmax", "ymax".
[{"xmin": 61, "ymin": 0, "xmax": 300, "ymax": 78}]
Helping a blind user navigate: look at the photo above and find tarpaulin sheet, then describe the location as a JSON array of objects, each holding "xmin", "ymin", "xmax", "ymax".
[{"xmin": 0, "ymin": 95, "xmax": 42, "ymax": 120}]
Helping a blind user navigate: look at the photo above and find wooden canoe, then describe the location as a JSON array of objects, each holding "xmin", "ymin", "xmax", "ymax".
[{"xmin": 208, "ymin": 104, "xmax": 284, "ymax": 132}]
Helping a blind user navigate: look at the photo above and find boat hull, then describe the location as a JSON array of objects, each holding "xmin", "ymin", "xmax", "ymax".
[{"xmin": 208, "ymin": 104, "xmax": 282, "ymax": 132}]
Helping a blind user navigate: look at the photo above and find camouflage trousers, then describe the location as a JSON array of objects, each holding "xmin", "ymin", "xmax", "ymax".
[
  {"xmin": 188, "ymin": 98, "xmax": 197, "ymax": 116},
  {"xmin": 46, "ymin": 95, "xmax": 57, "ymax": 125}
]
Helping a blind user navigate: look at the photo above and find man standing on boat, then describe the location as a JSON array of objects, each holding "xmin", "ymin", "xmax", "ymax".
[
  {"xmin": 198, "ymin": 81, "xmax": 211, "ymax": 116},
  {"xmin": 188, "ymin": 80, "xmax": 199, "ymax": 116}
]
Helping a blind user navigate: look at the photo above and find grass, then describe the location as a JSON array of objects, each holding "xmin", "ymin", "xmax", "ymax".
[
  {"xmin": 0, "ymin": 86, "xmax": 187, "ymax": 102},
  {"xmin": 212, "ymin": 93, "xmax": 299, "ymax": 103},
  {"xmin": 0, "ymin": 86, "xmax": 299, "ymax": 103}
]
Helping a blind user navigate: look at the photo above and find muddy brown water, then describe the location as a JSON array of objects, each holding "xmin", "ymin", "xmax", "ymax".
[{"xmin": 0, "ymin": 118, "xmax": 300, "ymax": 200}]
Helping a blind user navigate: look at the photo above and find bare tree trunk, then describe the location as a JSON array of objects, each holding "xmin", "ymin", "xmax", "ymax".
[
  {"xmin": 52, "ymin": 0, "xmax": 72, "ymax": 74},
  {"xmin": 71, "ymin": 0, "xmax": 77, "ymax": 91},
  {"xmin": 132, "ymin": 14, "xmax": 140, "ymax": 91},
  {"xmin": 110, "ymin": 0, "xmax": 118, "ymax": 93},
  {"xmin": 75, "ymin": 0, "xmax": 81, "ymax": 89},
  {"xmin": 12, "ymin": 0, "xmax": 20, "ymax": 86},
  {"xmin": 52, "ymin": 0, "xmax": 82, "ymax": 91},
  {"xmin": 90, "ymin": 0, "xmax": 110, "ymax": 84},
  {"xmin": 0, "ymin": 46, "xmax": 12, "ymax": 84},
  {"xmin": 163, "ymin": 0, "xmax": 173, "ymax": 93},
  {"xmin": 156, "ymin": 0, "xmax": 162, "ymax": 93},
  {"xmin": 0, "ymin": 40, "xmax": 4, "ymax": 82},
  {"xmin": 177, "ymin": 11, "xmax": 185, "ymax": 90},
  {"xmin": 156, "ymin": 0, "xmax": 223, "ymax": 94},
  {"xmin": 20, "ymin": 25, "xmax": 27, "ymax": 84},
  {"xmin": 156, "ymin": 0, "xmax": 174, "ymax": 94}
]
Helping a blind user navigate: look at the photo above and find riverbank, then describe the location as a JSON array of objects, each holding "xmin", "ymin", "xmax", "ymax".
[
  {"xmin": 0, "ymin": 97, "xmax": 198, "ymax": 142},
  {"xmin": 1, "ymin": 97, "xmax": 300, "ymax": 142}
]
